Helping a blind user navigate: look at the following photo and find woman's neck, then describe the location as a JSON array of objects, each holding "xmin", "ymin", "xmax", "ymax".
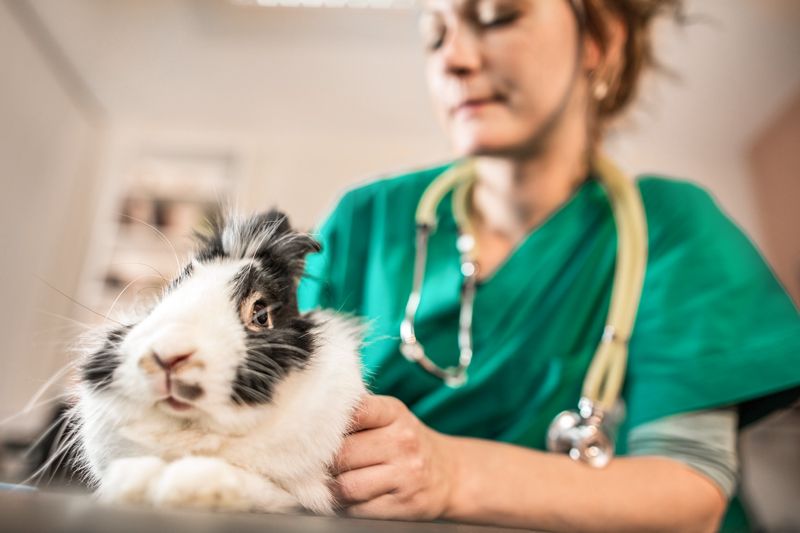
[{"xmin": 471, "ymin": 149, "xmax": 589, "ymax": 241}]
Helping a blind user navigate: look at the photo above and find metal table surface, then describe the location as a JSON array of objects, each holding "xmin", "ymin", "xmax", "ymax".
[{"xmin": 0, "ymin": 489, "xmax": 535, "ymax": 533}]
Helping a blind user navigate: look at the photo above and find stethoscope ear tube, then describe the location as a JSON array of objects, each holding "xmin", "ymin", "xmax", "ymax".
[
  {"xmin": 546, "ymin": 155, "xmax": 648, "ymax": 467},
  {"xmin": 401, "ymin": 162, "xmax": 479, "ymax": 386},
  {"xmin": 581, "ymin": 155, "xmax": 648, "ymax": 411},
  {"xmin": 401, "ymin": 155, "xmax": 648, "ymax": 468}
]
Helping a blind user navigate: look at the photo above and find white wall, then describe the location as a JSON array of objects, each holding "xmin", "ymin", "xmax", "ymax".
[
  {"xmin": 608, "ymin": 0, "xmax": 800, "ymax": 245},
  {"xmin": 25, "ymin": 0, "xmax": 800, "ymax": 238},
  {"xmin": 3, "ymin": 0, "xmax": 798, "ymax": 444},
  {"xmin": 0, "ymin": 0, "xmax": 104, "ymax": 434},
  {"xmin": 1, "ymin": 1, "xmax": 798, "ymax": 525}
]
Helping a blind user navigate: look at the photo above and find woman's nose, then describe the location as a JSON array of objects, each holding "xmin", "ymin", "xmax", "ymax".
[{"xmin": 441, "ymin": 25, "xmax": 482, "ymax": 76}]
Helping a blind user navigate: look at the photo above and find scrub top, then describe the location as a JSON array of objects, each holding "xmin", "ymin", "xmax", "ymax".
[{"xmin": 298, "ymin": 162, "xmax": 800, "ymax": 531}]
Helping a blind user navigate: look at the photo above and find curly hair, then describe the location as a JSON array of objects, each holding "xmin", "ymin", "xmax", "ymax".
[{"xmin": 582, "ymin": 0, "xmax": 686, "ymax": 123}]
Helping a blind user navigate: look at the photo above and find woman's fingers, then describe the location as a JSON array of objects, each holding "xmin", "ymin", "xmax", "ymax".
[
  {"xmin": 350, "ymin": 394, "xmax": 404, "ymax": 431},
  {"xmin": 332, "ymin": 464, "xmax": 398, "ymax": 505},
  {"xmin": 331, "ymin": 395, "xmax": 452, "ymax": 522},
  {"xmin": 342, "ymin": 492, "xmax": 405, "ymax": 520},
  {"xmin": 332, "ymin": 428, "xmax": 389, "ymax": 475},
  {"xmin": 332, "ymin": 395, "xmax": 406, "ymax": 473}
]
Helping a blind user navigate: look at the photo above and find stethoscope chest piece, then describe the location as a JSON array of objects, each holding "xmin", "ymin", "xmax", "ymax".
[
  {"xmin": 400, "ymin": 155, "xmax": 647, "ymax": 468},
  {"xmin": 546, "ymin": 397, "xmax": 620, "ymax": 468}
]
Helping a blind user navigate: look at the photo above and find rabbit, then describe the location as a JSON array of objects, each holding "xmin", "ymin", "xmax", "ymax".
[{"xmin": 73, "ymin": 210, "xmax": 366, "ymax": 514}]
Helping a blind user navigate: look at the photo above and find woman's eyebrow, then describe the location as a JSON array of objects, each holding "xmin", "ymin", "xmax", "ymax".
[
  {"xmin": 423, "ymin": 0, "xmax": 526, "ymax": 15},
  {"xmin": 419, "ymin": 0, "xmax": 477, "ymax": 15}
]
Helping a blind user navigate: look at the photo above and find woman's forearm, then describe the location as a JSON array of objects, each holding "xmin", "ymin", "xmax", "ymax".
[{"xmin": 439, "ymin": 433, "xmax": 726, "ymax": 533}]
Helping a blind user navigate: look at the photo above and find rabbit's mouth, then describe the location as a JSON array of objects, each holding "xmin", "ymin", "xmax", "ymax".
[{"xmin": 157, "ymin": 395, "xmax": 194, "ymax": 414}]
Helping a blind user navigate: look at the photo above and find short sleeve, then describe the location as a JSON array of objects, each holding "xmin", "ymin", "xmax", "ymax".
[{"xmin": 623, "ymin": 178, "xmax": 800, "ymax": 429}]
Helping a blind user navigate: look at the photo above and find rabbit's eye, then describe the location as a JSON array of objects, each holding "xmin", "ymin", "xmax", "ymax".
[
  {"xmin": 241, "ymin": 293, "xmax": 283, "ymax": 332},
  {"xmin": 248, "ymin": 299, "xmax": 283, "ymax": 331},
  {"xmin": 252, "ymin": 300, "xmax": 272, "ymax": 328}
]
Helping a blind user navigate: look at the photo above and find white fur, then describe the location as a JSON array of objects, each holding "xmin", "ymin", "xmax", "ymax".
[{"xmin": 76, "ymin": 258, "xmax": 366, "ymax": 514}]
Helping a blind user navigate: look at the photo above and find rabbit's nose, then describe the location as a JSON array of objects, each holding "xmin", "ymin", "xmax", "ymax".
[{"xmin": 152, "ymin": 350, "xmax": 196, "ymax": 371}]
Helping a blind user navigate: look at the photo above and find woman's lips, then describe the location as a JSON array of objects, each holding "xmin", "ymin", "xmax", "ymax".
[{"xmin": 452, "ymin": 96, "xmax": 504, "ymax": 116}]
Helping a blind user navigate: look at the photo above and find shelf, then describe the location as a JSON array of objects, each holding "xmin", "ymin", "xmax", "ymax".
[{"xmin": 90, "ymin": 146, "xmax": 238, "ymax": 316}]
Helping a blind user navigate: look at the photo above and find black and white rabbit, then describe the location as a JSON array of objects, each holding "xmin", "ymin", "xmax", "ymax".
[{"xmin": 75, "ymin": 210, "xmax": 365, "ymax": 514}]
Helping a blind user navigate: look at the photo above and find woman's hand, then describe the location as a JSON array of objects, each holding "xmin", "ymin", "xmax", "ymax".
[
  {"xmin": 331, "ymin": 394, "xmax": 459, "ymax": 520},
  {"xmin": 330, "ymin": 395, "xmax": 726, "ymax": 532}
]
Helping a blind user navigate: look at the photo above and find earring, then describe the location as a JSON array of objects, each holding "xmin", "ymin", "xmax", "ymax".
[
  {"xmin": 592, "ymin": 79, "xmax": 609, "ymax": 101},
  {"xmin": 588, "ymin": 68, "xmax": 609, "ymax": 102}
]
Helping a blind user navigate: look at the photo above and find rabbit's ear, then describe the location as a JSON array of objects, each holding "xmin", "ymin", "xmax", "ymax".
[
  {"xmin": 191, "ymin": 209, "xmax": 320, "ymax": 278},
  {"xmin": 253, "ymin": 209, "xmax": 292, "ymax": 236},
  {"xmin": 250, "ymin": 209, "xmax": 321, "ymax": 277},
  {"xmin": 265, "ymin": 209, "xmax": 321, "ymax": 256}
]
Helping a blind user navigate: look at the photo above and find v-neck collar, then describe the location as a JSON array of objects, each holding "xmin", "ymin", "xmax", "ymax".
[{"xmin": 437, "ymin": 175, "xmax": 607, "ymax": 289}]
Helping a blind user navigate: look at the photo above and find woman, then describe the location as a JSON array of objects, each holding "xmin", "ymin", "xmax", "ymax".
[{"xmin": 298, "ymin": 0, "xmax": 800, "ymax": 531}]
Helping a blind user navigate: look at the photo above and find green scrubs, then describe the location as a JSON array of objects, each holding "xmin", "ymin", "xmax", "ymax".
[{"xmin": 298, "ymin": 163, "xmax": 800, "ymax": 531}]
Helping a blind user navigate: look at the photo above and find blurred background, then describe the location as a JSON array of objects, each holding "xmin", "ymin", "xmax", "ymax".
[{"xmin": 0, "ymin": 0, "xmax": 798, "ymax": 529}]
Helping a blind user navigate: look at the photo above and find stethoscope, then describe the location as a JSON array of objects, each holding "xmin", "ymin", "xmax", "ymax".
[{"xmin": 399, "ymin": 155, "xmax": 648, "ymax": 468}]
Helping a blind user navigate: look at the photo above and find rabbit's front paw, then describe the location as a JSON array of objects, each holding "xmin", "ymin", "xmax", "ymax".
[
  {"xmin": 151, "ymin": 456, "xmax": 252, "ymax": 512},
  {"xmin": 291, "ymin": 478, "xmax": 334, "ymax": 515},
  {"xmin": 97, "ymin": 456, "xmax": 166, "ymax": 505}
]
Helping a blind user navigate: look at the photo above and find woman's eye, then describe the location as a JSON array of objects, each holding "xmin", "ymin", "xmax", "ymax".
[
  {"xmin": 482, "ymin": 12, "xmax": 518, "ymax": 27},
  {"xmin": 476, "ymin": 2, "xmax": 519, "ymax": 28}
]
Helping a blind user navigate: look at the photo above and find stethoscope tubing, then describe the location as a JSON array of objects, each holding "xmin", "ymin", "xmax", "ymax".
[{"xmin": 400, "ymin": 155, "xmax": 649, "ymax": 469}]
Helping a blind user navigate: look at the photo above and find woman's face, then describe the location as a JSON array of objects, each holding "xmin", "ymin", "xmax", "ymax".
[{"xmin": 421, "ymin": 0, "xmax": 585, "ymax": 157}]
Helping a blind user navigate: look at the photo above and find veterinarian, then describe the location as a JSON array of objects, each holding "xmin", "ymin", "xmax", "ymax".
[{"xmin": 298, "ymin": 0, "xmax": 800, "ymax": 531}]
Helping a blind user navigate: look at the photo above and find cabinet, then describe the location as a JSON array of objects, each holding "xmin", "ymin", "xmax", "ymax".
[{"xmin": 84, "ymin": 142, "xmax": 242, "ymax": 322}]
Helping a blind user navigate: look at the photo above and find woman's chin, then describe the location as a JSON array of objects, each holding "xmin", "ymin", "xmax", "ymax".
[
  {"xmin": 453, "ymin": 136, "xmax": 524, "ymax": 158},
  {"xmin": 450, "ymin": 126, "xmax": 530, "ymax": 158}
]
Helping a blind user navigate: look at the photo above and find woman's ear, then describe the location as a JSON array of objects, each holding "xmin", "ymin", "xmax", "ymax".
[
  {"xmin": 582, "ymin": 7, "xmax": 628, "ymax": 85},
  {"xmin": 582, "ymin": 30, "xmax": 602, "ymax": 72}
]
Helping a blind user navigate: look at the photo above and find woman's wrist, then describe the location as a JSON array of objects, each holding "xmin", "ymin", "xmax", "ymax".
[
  {"xmin": 437, "ymin": 436, "xmax": 541, "ymax": 527},
  {"xmin": 436, "ymin": 433, "xmax": 480, "ymax": 523}
]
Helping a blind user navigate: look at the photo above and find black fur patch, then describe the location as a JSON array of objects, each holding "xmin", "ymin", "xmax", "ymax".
[
  {"xmin": 222, "ymin": 210, "xmax": 321, "ymax": 405},
  {"xmin": 187, "ymin": 210, "xmax": 322, "ymax": 405},
  {"xmin": 230, "ymin": 263, "xmax": 266, "ymax": 311},
  {"xmin": 80, "ymin": 325, "xmax": 132, "ymax": 390},
  {"xmin": 193, "ymin": 215, "xmax": 227, "ymax": 262},
  {"xmin": 167, "ymin": 262, "xmax": 194, "ymax": 292},
  {"xmin": 231, "ymin": 317, "xmax": 316, "ymax": 405},
  {"xmin": 230, "ymin": 261, "xmax": 298, "ymax": 319},
  {"xmin": 175, "ymin": 382, "xmax": 204, "ymax": 401},
  {"xmin": 194, "ymin": 210, "xmax": 320, "ymax": 276}
]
